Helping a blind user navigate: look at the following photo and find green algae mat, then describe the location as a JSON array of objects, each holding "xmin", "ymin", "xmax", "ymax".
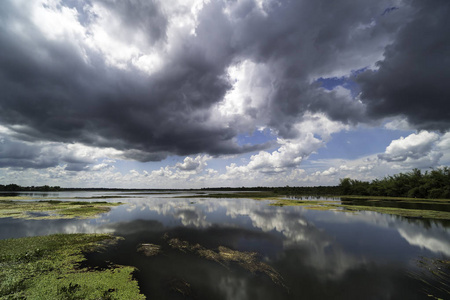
[
  {"xmin": 0, "ymin": 199, "xmax": 122, "ymax": 220},
  {"xmin": 0, "ymin": 233, "xmax": 144, "ymax": 300}
]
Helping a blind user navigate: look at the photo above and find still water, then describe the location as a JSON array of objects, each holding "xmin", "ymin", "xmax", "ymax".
[{"xmin": 1, "ymin": 191, "xmax": 449, "ymax": 299}]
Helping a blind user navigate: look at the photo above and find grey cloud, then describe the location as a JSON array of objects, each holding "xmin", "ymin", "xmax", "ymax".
[
  {"xmin": 0, "ymin": 136, "xmax": 97, "ymax": 170},
  {"xmin": 94, "ymin": 0, "xmax": 168, "ymax": 46},
  {"xmin": 1, "ymin": 0, "xmax": 442, "ymax": 168},
  {"xmin": 378, "ymin": 151, "xmax": 441, "ymax": 163},
  {"xmin": 62, "ymin": 0, "xmax": 168, "ymax": 43},
  {"xmin": 64, "ymin": 163, "xmax": 88, "ymax": 171},
  {"xmin": 357, "ymin": 0, "xmax": 450, "ymax": 131},
  {"xmin": 226, "ymin": 0, "xmax": 404, "ymax": 137},
  {"xmin": 0, "ymin": 0, "xmax": 263, "ymax": 162},
  {"xmin": 177, "ymin": 161, "xmax": 200, "ymax": 171},
  {"xmin": 0, "ymin": 139, "xmax": 55, "ymax": 169},
  {"xmin": 0, "ymin": 138, "xmax": 57, "ymax": 169}
]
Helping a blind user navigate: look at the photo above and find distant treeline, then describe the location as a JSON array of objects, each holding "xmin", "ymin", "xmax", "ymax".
[
  {"xmin": 200, "ymin": 186, "xmax": 342, "ymax": 195},
  {"xmin": 1, "ymin": 167, "xmax": 449, "ymax": 199},
  {"xmin": 204, "ymin": 168, "xmax": 450, "ymax": 199},
  {"xmin": 338, "ymin": 167, "xmax": 450, "ymax": 199},
  {"xmin": 272, "ymin": 185, "xmax": 341, "ymax": 196},
  {"xmin": 0, "ymin": 184, "xmax": 61, "ymax": 191}
]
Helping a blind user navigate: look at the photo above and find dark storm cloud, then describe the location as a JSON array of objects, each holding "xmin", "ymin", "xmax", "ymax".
[
  {"xmin": 0, "ymin": 139, "xmax": 53, "ymax": 169},
  {"xmin": 0, "ymin": 0, "xmax": 267, "ymax": 163},
  {"xmin": 357, "ymin": 0, "xmax": 450, "ymax": 131},
  {"xmin": 223, "ymin": 0, "xmax": 404, "ymax": 137},
  {"xmin": 0, "ymin": 137, "xmax": 93, "ymax": 170},
  {"xmin": 1, "ymin": 0, "xmax": 444, "ymax": 168}
]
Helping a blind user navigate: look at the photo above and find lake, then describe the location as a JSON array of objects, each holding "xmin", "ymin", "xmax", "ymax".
[{"xmin": 1, "ymin": 191, "xmax": 449, "ymax": 299}]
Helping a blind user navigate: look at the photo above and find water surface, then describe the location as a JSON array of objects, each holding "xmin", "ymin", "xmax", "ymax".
[{"xmin": 1, "ymin": 191, "xmax": 449, "ymax": 299}]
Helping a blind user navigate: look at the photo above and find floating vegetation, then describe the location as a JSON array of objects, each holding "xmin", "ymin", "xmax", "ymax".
[
  {"xmin": 168, "ymin": 237, "xmax": 196, "ymax": 253},
  {"xmin": 0, "ymin": 196, "xmax": 33, "ymax": 201},
  {"xmin": 178, "ymin": 191, "xmax": 281, "ymax": 200},
  {"xmin": 269, "ymin": 199, "xmax": 450, "ymax": 220},
  {"xmin": 0, "ymin": 200, "xmax": 122, "ymax": 220},
  {"xmin": 339, "ymin": 195, "xmax": 450, "ymax": 203},
  {"xmin": 179, "ymin": 189, "xmax": 450, "ymax": 220},
  {"xmin": 167, "ymin": 238, "xmax": 285, "ymax": 287},
  {"xmin": 0, "ymin": 234, "xmax": 144, "ymax": 299},
  {"xmin": 341, "ymin": 204, "xmax": 450, "ymax": 220},
  {"xmin": 137, "ymin": 243, "xmax": 162, "ymax": 257},
  {"xmin": 72, "ymin": 195, "xmax": 130, "ymax": 199},
  {"xmin": 408, "ymin": 257, "xmax": 450, "ymax": 299},
  {"xmin": 270, "ymin": 199, "xmax": 338, "ymax": 209}
]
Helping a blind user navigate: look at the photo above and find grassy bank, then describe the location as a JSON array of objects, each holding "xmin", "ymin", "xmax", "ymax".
[{"xmin": 0, "ymin": 233, "xmax": 144, "ymax": 299}]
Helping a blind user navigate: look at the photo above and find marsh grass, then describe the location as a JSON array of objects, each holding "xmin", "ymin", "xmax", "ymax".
[
  {"xmin": 0, "ymin": 200, "xmax": 122, "ymax": 220},
  {"xmin": 0, "ymin": 234, "xmax": 144, "ymax": 299}
]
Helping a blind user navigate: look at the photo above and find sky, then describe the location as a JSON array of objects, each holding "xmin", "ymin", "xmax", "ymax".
[{"xmin": 0, "ymin": 0, "xmax": 449, "ymax": 188}]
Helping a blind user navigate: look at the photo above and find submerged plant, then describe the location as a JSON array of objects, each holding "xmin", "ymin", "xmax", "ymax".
[
  {"xmin": 137, "ymin": 243, "xmax": 162, "ymax": 257},
  {"xmin": 167, "ymin": 237, "xmax": 285, "ymax": 288},
  {"xmin": 408, "ymin": 257, "xmax": 450, "ymax": 299},
  {"xmin": 167, "ymin": 278, "xmax": 193, "ymax": 297}
]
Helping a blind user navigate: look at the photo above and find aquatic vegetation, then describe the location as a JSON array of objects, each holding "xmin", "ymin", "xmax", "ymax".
[
  {"xmin": 167, "ymin": 237, "xmax": 285, "ymax": 287},
  {"xmin": 137, "ymin": 243, "xmax": 161, "ymax": 257},
  {"xmin": 270, "ymin": 199, "xmax": 338, "ymax": 208},
  {"xmin": 0, "ymin": 234, "xmax": 144, "ymax": 299},
  {"xmin": 409, "ymin": 257, "xmax": 450, "ymax": 299},
  {"xmin": 72, "ymin": 195, "xmax": 130, "ymax": 199},
  {"xmin": 270, "ymin": 198, "xmax": 450, "ymax": 220},
  {"xmin": 190, "ymin": 191, "xmax": 450, "ymax": 220},
  {"xmin": 167, "ymin": 278, "xmax": 193, "ymax": 297},
  {"xmin": 0, "ymin": 200, "xmax": 122, "ymax": 220},
  {"xmin": 1, "ymin": 191, "xmax": 448, "ymax": 299},
  {"xmin": 168, "ymin": 237, "xmax": 194, "ymax": 253},
  {"xmin": 339, "ymin": 195, "xmax": 450, "ymax": 202},
  {"xmin": 136, "ymin": 236, "xmax": 286, "ymax": 290},
  {"xmin": 179, "ymin": 191, "xmax": 281, "ymax": 200},
  {"xmin": 341, "ymin": 204, "xmax": 450, "ymax": 220},
  {"xmin": 0, "ymin": 196, "xmax": 33, "ymax": 201}
]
